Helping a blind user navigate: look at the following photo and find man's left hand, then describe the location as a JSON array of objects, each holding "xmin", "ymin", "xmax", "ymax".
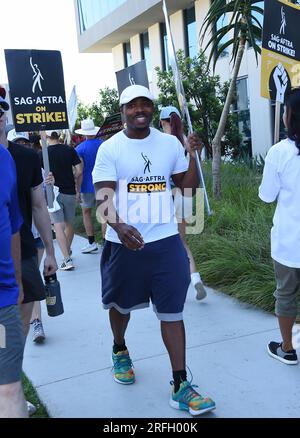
[
  {"xmin": 43, "ymin": 254, "xmax": 58, "ymax": 276},
  {"xmin": 186, "ymin": 133, "xmax": 203, "ymax": 158}
]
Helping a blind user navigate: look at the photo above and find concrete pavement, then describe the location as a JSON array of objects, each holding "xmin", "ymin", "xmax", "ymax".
[{"xmin": 23, "ymin": 235, "xmax": 300, "ymax": 418}]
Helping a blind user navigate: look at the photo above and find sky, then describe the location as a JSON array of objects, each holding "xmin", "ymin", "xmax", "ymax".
[{"xmin": 0, "ymin": 0, "xmax": 116, "ymax": 104}]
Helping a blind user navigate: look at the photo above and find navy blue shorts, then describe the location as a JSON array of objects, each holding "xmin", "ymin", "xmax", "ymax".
[{"xmin": 100, "ymin": 234, "xmax": 190, "ymax": 321}]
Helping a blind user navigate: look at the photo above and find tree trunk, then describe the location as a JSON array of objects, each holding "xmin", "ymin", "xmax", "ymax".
[{"xmin": 212, "ymin": 37, "xmax": 246, "ymax": 199}]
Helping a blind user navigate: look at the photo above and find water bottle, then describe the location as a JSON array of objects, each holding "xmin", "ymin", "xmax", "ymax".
[{"xmin": 44, "ymin": 273, "xmax": 64, "ymax": 317}]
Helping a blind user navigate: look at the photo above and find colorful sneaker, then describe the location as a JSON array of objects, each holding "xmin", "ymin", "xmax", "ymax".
[
  {"xmin": 112, "ymin": 349, "xmax": 135, "ymax": 385},
  {"xmin": 32, "ymin": 319, "xmax": 46, "ymax": 344},
  {"xmin": 267, "ymin": 341, "xmax": 298, "ymax": 365},
  {"xmin": 170, "ymin": 381, "xmax": 216, "ymax": 416}
]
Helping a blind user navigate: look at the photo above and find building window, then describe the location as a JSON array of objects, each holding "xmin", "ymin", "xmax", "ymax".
[
  {"xmin": 184, "ymin": 6, "xmax": 197, "ymax": 58},
  {"xmin": 233, "ymin": 77, "xmax": 252, "ymax": 156},
  {"xmin": 123, "ymin": 42, "xmax": 132, "ymax": 68},
  {"xmin": 77, "ymin": 0, "xmax": 126, "ymax": 34},
  {"xmin": 140, "ymin": 31, "xmax": 152, "ymax": 81},
  {"xmin": 160, "ymin": 23, "xmax": 170, "ymax": 71}
]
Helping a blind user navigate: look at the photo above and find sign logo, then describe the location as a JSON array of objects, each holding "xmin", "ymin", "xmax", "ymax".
[
  {"xmin": 30, "ymin": 57, "xmax": 44, "ymax": 93},
  {"xmin": 279, "ymin": 7, "xmax": 286, "ymax": 35},
  {"xmin": 129, "ymin": 73, "xmax": 136, "ymax": 86},
  {"xmin": 142, "ymin": 153, "xmax": 152, "ymax": 174}
]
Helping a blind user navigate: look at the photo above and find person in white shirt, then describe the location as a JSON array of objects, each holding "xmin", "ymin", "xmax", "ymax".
[
  {"xmin": 93, "ymin": 85, "xmax": 215, "ymax": 416},
  {"xmin": 259, "ymin": 87, "xmax": 300, "ymax": 366}
]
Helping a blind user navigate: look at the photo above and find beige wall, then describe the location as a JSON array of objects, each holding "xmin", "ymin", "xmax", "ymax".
[
  {"xmin": 148, "ymin": 23, "xmax": 163, "ymax": 96},
  {"xmin": 195, "ymin": 0, "xmax": 211, "ymax": 51},
  {"xmin": 112, "ymin": 44, "xmax": 124, "ymax": 72},
  {"xmin": 170, "ymin": 10, "xmax": 185, "ymax": 52},
  {"xmin": 130, "ymin": 35, "xmax": 142, "ymax": 64}
]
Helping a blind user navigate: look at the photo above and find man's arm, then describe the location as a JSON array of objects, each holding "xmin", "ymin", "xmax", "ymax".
[
  {"xmin": 94, "ymin": 181, "xmax": 144, "ymax": 250},
  {"xmin": 74, "ymin": 162, "xmax": 83, "ymax": 202},
  {"xmin": 31, "ymin": 184, "xmax": 57, "ymax": 275},
  {"xmin": 11, "ymin": 232, "xmax": 23, "ymax": 304},
  {"xmin": 172, "ymin": 134, "xmax": 202, "ymax": 195}
]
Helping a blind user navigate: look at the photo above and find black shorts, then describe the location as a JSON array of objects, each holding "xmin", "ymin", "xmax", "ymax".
[
  {"xmin": 0, "ymin": 305, "xmax": 25, "ymax": 385},
  {"xmin": 22, "ymin": 256, "xmax": 45, "ymax": 304},
  {"xmin": 101, "ymin": 234, "xmax": 190, "ymax": 321}
]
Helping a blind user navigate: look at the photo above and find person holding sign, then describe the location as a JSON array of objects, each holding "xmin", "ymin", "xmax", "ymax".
[
  {"xmin": 160, "ymin": 106, "xmax": 207, "ymax": 301},
  {"xmin": 259, "ymin": 88, "xmax": 300, "ymax": 365},
  {"xmin": 93, "ymin": 85, "xmax": 215, "ymax": 416}
]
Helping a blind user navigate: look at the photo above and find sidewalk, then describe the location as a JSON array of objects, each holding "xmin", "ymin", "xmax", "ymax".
[{"xmin": 23, "ymin": 235, "xmax": 300, "ymax": 418}]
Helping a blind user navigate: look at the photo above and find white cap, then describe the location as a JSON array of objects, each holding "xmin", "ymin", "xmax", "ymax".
[
  {"xmin": 45, "ymin": 129, "xmax": 62, "ymax": 137},
  {"xmin": 120, "ymin": 85, "xmax": 154, "ymax": 106},
  {"xmin": 7, "ymin": 129, "xmax": 30, "ymax": 143},
  {"xmin": 160, "ymin": 106, "xmax": 181, "ymax": 120},
  {"xmin": 75, "ymin": 119, "xmax": 99, "ymax": 136}
]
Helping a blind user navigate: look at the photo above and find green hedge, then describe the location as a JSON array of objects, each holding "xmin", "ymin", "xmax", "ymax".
[{"xmin": 187, "ymin": 162, "xmax": 278, "ymax": 313}]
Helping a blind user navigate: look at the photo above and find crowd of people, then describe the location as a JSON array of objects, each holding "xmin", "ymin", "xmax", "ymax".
[{"xmin": 0, "ymin": 82, "xmax": 300, "ymax": 418}]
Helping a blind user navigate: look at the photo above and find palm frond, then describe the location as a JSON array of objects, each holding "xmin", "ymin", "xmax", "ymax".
[{"xmin": 200, "ymin": 0, "xmax": 264, "ymax": 70}]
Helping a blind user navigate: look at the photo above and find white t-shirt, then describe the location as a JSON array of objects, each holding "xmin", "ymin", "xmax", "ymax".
[
  {"xmin": 259, "ymin": 138, "xmax": 300, "ymax": 268},
  {"xmin": 92, "ymin": 128, "xmax": 188, "ymax": 244}
]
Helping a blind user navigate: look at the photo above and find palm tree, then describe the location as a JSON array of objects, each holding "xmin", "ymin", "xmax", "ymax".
[{"xmin": 200, "ymin": 0, "xmax": 263, "ymax": 199}]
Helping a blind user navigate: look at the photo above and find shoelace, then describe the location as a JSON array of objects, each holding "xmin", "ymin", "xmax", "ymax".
[
  {"xmin": 113, "ymin": 354, "xmax": 133, "ymax": 371},
  {"xmin": 179, "ymin": 383, "xmax": 202, "ymax": 403},
  {"xmin": 33, "ymin": 321, "xmax": 44, "ymax": 333}
]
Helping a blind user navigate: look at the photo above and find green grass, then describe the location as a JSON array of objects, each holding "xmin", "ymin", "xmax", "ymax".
[
  {"xmin": 74, "ymin": 162, "xmax": 297, "ymax": 315},
  {"xmin": 187, "ymin": 161, "xmax": 279, "ymax": 313},
  {"xmin": 23, "ymin": 373, "xmax": 49, "ymax": 418}
]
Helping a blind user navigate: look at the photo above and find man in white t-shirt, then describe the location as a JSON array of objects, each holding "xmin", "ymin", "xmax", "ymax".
[{"xmin": 92, "ymin": 85, "xmax": 215, "ymax": 416}]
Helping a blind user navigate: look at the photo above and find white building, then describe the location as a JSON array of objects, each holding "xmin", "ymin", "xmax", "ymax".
[{"xmin": 74, "ymin": 0, "xmax": 274, "ymax": 157}]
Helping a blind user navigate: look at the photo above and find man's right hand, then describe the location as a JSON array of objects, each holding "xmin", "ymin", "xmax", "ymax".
[{"xmin": 115, "ymin": 224, "xmax": 145, "ymax": 250}]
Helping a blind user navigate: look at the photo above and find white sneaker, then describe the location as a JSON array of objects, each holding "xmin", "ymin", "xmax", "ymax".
[
  {"xmin": 32, "ymin": 319, "xmax": 46, "ymax": 343},
  {"xmin": 59, "ymin": 258, "xmax": 74, "ymax": 271},
  {"xmin": 195, "ymin": 281, "xmax": 207, "ymax": 301},
  {"xmin": 81, "ymin": 242, "xmax": 98, "ymax": 254},
  {"xmin": 27, "ymin": 400, "xmax": 37, "ymax": 416}
]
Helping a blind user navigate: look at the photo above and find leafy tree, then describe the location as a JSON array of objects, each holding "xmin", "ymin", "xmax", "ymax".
[
  {"xmin": 200, "ymin": 0, "xmax": 263, "ymax": 199},
  {"xmin": 155, "ymin": 50, "xmax": 240, "ymax": 157},
  {"xmin": 76, "ymin": 86, "xmax": 119, "ymax": 128}
]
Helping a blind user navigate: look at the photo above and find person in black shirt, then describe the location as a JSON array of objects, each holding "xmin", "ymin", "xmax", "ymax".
[
  {"xmin": 7, "ymin": 129, "xmax": 58, "ymax": 340},
  {"xmin": 45, "ymin": 130, "xmax": 82, "ymax": 270}
]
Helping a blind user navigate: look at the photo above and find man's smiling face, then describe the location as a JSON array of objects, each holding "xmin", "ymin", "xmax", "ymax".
[{"xmin": 122, "ymin": 97, "xmax": 154, "ymax": 133}]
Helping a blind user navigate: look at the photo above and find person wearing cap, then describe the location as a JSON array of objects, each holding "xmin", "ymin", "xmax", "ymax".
[
  {"xmin": 160, "ymin": 106, "xmax": 207, "ymax": 301},
  {"xmin": 93, "ymin": 84, "xmax": 215, "ymax": 416},
  {"xmin": 44, "ymin": 130, "xmax": 82, "ymax": 270},
  {"xmin": 0, "ymin": 109, "xmax": 28, "ymax": 416},
  {"xmin": 75, "ymin": 119, "xmax": 102, "ymax": 254}
]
